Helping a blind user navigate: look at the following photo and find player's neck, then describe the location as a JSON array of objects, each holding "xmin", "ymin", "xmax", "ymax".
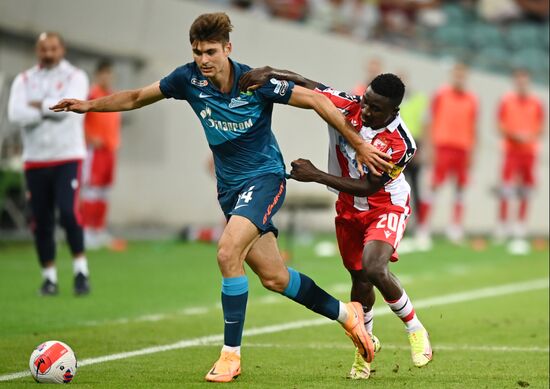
[{"xmin": 210, "ymin": 61, "xmax": 234, "ymax": 94}]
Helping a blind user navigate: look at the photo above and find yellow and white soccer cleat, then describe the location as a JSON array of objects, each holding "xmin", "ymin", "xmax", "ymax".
[
  {"xmin": 371, "ymin": 334, "xmax": 381, "ymax": 353},
  {"xmin": 408, "ymin": 328, "xmax": 433, "ymax": 367},
  {"xmin": 205, "ymin": 351, "xmax": 241, "ymax": 383},
  {"xmin": 349, "ymin": 335, "xmax": 381, "ymax": 380},
  {"xmin": 341, "ymin": 302, "xmax": 375, "ymax": 363},
  {"xmin": 349, "ymin": 348, "xmax": 371, "ymax": 379}
]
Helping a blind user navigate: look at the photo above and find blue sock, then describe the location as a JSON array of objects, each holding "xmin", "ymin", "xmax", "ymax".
[
  {"xmin": 282, "ymin": 267, "xmax": 339, "ymax": 320},
  {"xmin": 221, "ymin": 276, "xmax": 248, "ymax": 347}
]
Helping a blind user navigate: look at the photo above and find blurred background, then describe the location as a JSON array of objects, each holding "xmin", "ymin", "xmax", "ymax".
[
  {"xmin": 0, "ymin": 0, "xmax": 548, "ymax": 248},
  {"xmin": 0, "ymin": 1, "xmax": 548, "ymax": 386}
]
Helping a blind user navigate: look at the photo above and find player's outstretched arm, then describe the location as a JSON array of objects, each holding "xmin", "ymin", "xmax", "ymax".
[
  {"xmin": 239, "ymin": 66, "xmax": 320, "ymax": 91},
  {"xmin": 288, "ymin": 86, "xmax": 392, "ymax": 176},
  {"xmin": 290, "ymin": 158, "xmax": 385, "ymax": 197},
  {"xmin": 49, "ymin": 81, "xmax": 165, "ymax": 114}
]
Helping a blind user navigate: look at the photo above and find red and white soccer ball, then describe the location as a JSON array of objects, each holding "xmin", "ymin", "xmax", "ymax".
[{"xmin": 29, "ymin": 341, "xmax": 77, "ymax": 384}]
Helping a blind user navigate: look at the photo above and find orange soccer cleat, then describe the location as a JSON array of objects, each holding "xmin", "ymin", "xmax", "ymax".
[
  {"xmin": 205, "ymin": 351, "xmax": 241, "ymax": 383},
  {"xmin": 341, "ymin": 302, "xmax": 375, "ymax": 363}
]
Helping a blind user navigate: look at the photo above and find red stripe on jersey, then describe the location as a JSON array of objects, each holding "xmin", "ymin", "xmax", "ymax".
[
  {"xmin": 34, "ymin": 342, "xmax": 68, "ymax": 373},
  {"xmin": 367, "ymin": 186, "xmax": 393, "ymax": 208},
  {"xmin": 335, "ymin": 146, "xmax": 354, "ymax": 207}
]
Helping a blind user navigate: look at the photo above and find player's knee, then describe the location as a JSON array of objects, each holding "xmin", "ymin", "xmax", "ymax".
[
  {"xmin": 34, "ymin": 223, "xmax": 55, "ymax": 237},
  {"xmin": 216, "ymin": 244, "xmax": 240, "ymax": 271},
  {"xmin": 363, "ymin": 260, "xmax": 389, "ymax": 284},
  {"xmin": 59, "ymin": 209, "xmax": 78, "ymax": 228},
  {"xmin": 260, "ymin": 273, "xmax": 287, "ymax": 293}
]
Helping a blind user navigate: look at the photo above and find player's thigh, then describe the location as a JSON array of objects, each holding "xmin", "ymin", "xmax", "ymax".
[
  {"xmin": 218, "ymin": 215, "xmax": 261, "ymax": 262},
  {"xmin": 362, "ymin": 240, "xmax": 395, "ymax": 272},
  {"xmin": 363, "ymin": 206, "xmax": 409, "ymax": 265},
  {"xmin": 520, "ymin": 152, "xmax": 537, "ymax": 187},
  {"xmin": 53, "ymin": 161, "xmax": 81, "ymax": 217},
  {"xmin": 501, "ymin": 150, "xmax": 517, "ymax": 184},
  {"xmin": 90, "ymin": 148, "xmax": 115, "ymax": 187},
  {"xmin": 25, "ymin": 167, "xmax": 55, "ymax": 224},
  {"xmin": 245, "ymin": 232, "xmax": 289, "ymax": 292},
  {"xmin": 432, "ymin": 146, "xmax": 451, "ymax": 186},
  {"xmin": 335, "ymin": 211, "xmax": 365, "ymax": 271},
  {"xmin": 454, "ymin": 149, "xmax": 470, "ymax": 188}
]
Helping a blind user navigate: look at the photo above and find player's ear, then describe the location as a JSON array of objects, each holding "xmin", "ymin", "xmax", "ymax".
[{"xmin": 224, "ymin": 41, "xmax": 232, "ymax": 56}]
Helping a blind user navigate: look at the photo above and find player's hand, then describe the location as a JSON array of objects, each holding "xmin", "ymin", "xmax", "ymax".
[
  {"xmin": 239, "ymin": 66, "xmax": 273, "ymax": 92},
  {"xmin": 290, "ymin": 158, "xmax": 321, "ymax": 182},
  {"xmin": 355, "ymin": 142, "xmax": 392, "ymax": 176},
  {"xmin": 49, "ymin": 99, "xmax": 91, "ymax": 114}
]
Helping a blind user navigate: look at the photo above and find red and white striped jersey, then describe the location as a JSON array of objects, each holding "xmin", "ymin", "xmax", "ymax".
[{"xmin": 316, "ymin": 86, "xmax": 417, "ymax": 211}]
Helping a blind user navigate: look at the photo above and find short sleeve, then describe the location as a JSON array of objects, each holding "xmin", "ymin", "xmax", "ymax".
[
  {"xmin": 314, "ymin": 86, "xmax": 361, "ymax": 119},
  {"xmin": 159, "ymin": 65, "xmax": 191, "ymax": 100},
  {"xmin": 255, "ymin": 78, "xmax": 295, "ymax": 104}
]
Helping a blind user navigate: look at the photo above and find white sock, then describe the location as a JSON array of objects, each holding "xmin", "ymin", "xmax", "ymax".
[
  {"xmin": 222, "ymin": 345, "xmax": 241, "ymax": 356},
  {"xmin": 337, "ymin": 301, "xmax": 348, "ymax": 323},
  {"xmin": 385, "ymin": 290, "xmax": 423, "ymax": 333},
  {"xmin": 42, "ymin": 266, "xmax": 57, "ymax": 283},
  {"xmin": 73, "ymin": 256, "xmax": 89, "ymax": 277},
  {"xmin": 364, "ymin": 307, "xmax": 374, "ymax": 334}
]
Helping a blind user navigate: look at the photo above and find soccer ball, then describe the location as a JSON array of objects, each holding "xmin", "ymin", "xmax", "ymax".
[{"xmin": 29, "ymin": 341, "xmax": 77, "ymax": 384}]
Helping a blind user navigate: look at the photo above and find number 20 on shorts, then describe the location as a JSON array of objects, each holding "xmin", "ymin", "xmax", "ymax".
[{"xmin": 376, "ymin": 213, "xmax": 401, "ymax": 232}]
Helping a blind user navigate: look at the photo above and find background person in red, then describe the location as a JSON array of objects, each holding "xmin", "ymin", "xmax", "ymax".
[
  {"xmin": 495, "ymin": 68, "xmax": 544, "ymax": 254},
  {"xmin": 81, "ymin": 60, "xmax": 125, "ymax": 250},
  {"xmin": 416, "ymin": 62, "xmax": 478, "ymax": 249}
]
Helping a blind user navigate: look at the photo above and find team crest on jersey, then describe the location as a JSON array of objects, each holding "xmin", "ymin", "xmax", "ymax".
[
  {"xmin": 191, "ymin": 78, "xmax": 208, "ymax": 87},
  {"xmin": 373, "ymin": 138, "xmax": 388, "ymax": 152},
  {"xmin": 229, "ymin": 98, "xmax": 250, "ymax": 109}
]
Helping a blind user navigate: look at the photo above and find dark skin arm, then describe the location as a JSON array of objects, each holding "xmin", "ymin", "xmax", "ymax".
[
  {"xmin": 289, "ymin": 158, "xmax": 386, "ymax": 197},
  {"xmin": 239, "ymin": 66, "xmax": 320, "ymax": 91},
  {"xmin": 240, "ymin": 66, "xmax": 393, "ymax": 176}
]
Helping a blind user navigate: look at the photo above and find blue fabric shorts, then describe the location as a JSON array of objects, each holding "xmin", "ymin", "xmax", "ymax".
[{"xmin": 218, "ymin": 173, "xmax": 286, "ymax": 236}]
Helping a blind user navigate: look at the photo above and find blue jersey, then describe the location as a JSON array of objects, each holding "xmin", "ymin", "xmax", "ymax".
[{"xmin": 159, "ymin": 59, "xmax": 295, "ymax": 189}]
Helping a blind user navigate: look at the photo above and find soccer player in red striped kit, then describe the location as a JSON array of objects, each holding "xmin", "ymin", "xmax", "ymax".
[{"xmin": 240, "ymin": 68, "xmax": 432, "ymax": 379}]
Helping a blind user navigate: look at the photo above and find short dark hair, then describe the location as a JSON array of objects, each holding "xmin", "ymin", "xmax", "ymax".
[
  {"xmin": 37, "ymin": 31, "xmax": 65, "ymax": 47},
  {"xmin": 370, "ymin": 73, "xmax": 405, "ymax": 107},
  {"xmin": 189, "ymin": 13, "xmax": 233, "ymax": 44},
  {"xmin": 95, "ymin": 59, "xmax": 113, "ymax": 74}
]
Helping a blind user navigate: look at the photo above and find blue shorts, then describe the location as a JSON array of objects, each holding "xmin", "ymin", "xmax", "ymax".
[{"xmin": 218, "ymin": 173, "xmax": 286, "ymax": 236}]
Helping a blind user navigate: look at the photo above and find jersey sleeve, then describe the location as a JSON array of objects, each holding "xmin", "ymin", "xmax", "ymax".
[
  {"xmin": 254, "ymin": 78, "xmax": 295, "ymax": 104},
  {"xmin": 314, "ymin": 85, "xmax": 361, "ymax": 120},
  {"xmin": 381, "ymin": 128, "xmax": 417, "ymax": 183},
  {"xmin": 159, "ymin": 65, "xmax": 192, "ymax": 100}
]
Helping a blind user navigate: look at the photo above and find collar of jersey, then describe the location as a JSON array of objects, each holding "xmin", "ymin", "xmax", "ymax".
[
  {"xmin": 367, "ymin": 114, "xmax": 401, "ymax": 133},
  {"xmin": 194, "ymin": 58, "xmax": 243, "ymax": 99}
]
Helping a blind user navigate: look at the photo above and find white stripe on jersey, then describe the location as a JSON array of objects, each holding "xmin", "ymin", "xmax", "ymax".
[{"xmin": 327, "ymin": 114, "xmax": 416, "ymax": 211}]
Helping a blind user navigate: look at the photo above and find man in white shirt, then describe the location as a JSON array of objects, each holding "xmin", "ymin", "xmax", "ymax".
[{"xmin": 8, "ymin": 32, "xmax": 91, "ymax": 296}]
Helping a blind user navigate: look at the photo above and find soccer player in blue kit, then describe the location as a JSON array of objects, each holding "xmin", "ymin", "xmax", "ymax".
[{"xmin": 51, "ymin": 12, "xmax": 392, "ymax": 383}]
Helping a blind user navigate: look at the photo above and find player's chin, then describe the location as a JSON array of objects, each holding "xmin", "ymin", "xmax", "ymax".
[{"xmin": 200, "ymin": 67, "xmax": 215, "ymax": 76}]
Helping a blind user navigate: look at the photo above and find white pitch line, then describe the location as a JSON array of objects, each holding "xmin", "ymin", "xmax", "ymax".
[
  {"xmin": 79, "ymin": 282, "xmax": 352, "ymax": 328},
  {"xmin": 245, "ymin": 342, "xmax": 550, "ymax": 353},
  {"xmin": 1, "ymin": 278, "xmax": 547, "ymax": 382}
]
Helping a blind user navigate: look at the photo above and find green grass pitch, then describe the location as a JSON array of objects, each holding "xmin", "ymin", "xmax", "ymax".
[{"xmin": 0, "ymin": 236, "xmax": 548, "ymax": 388}]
